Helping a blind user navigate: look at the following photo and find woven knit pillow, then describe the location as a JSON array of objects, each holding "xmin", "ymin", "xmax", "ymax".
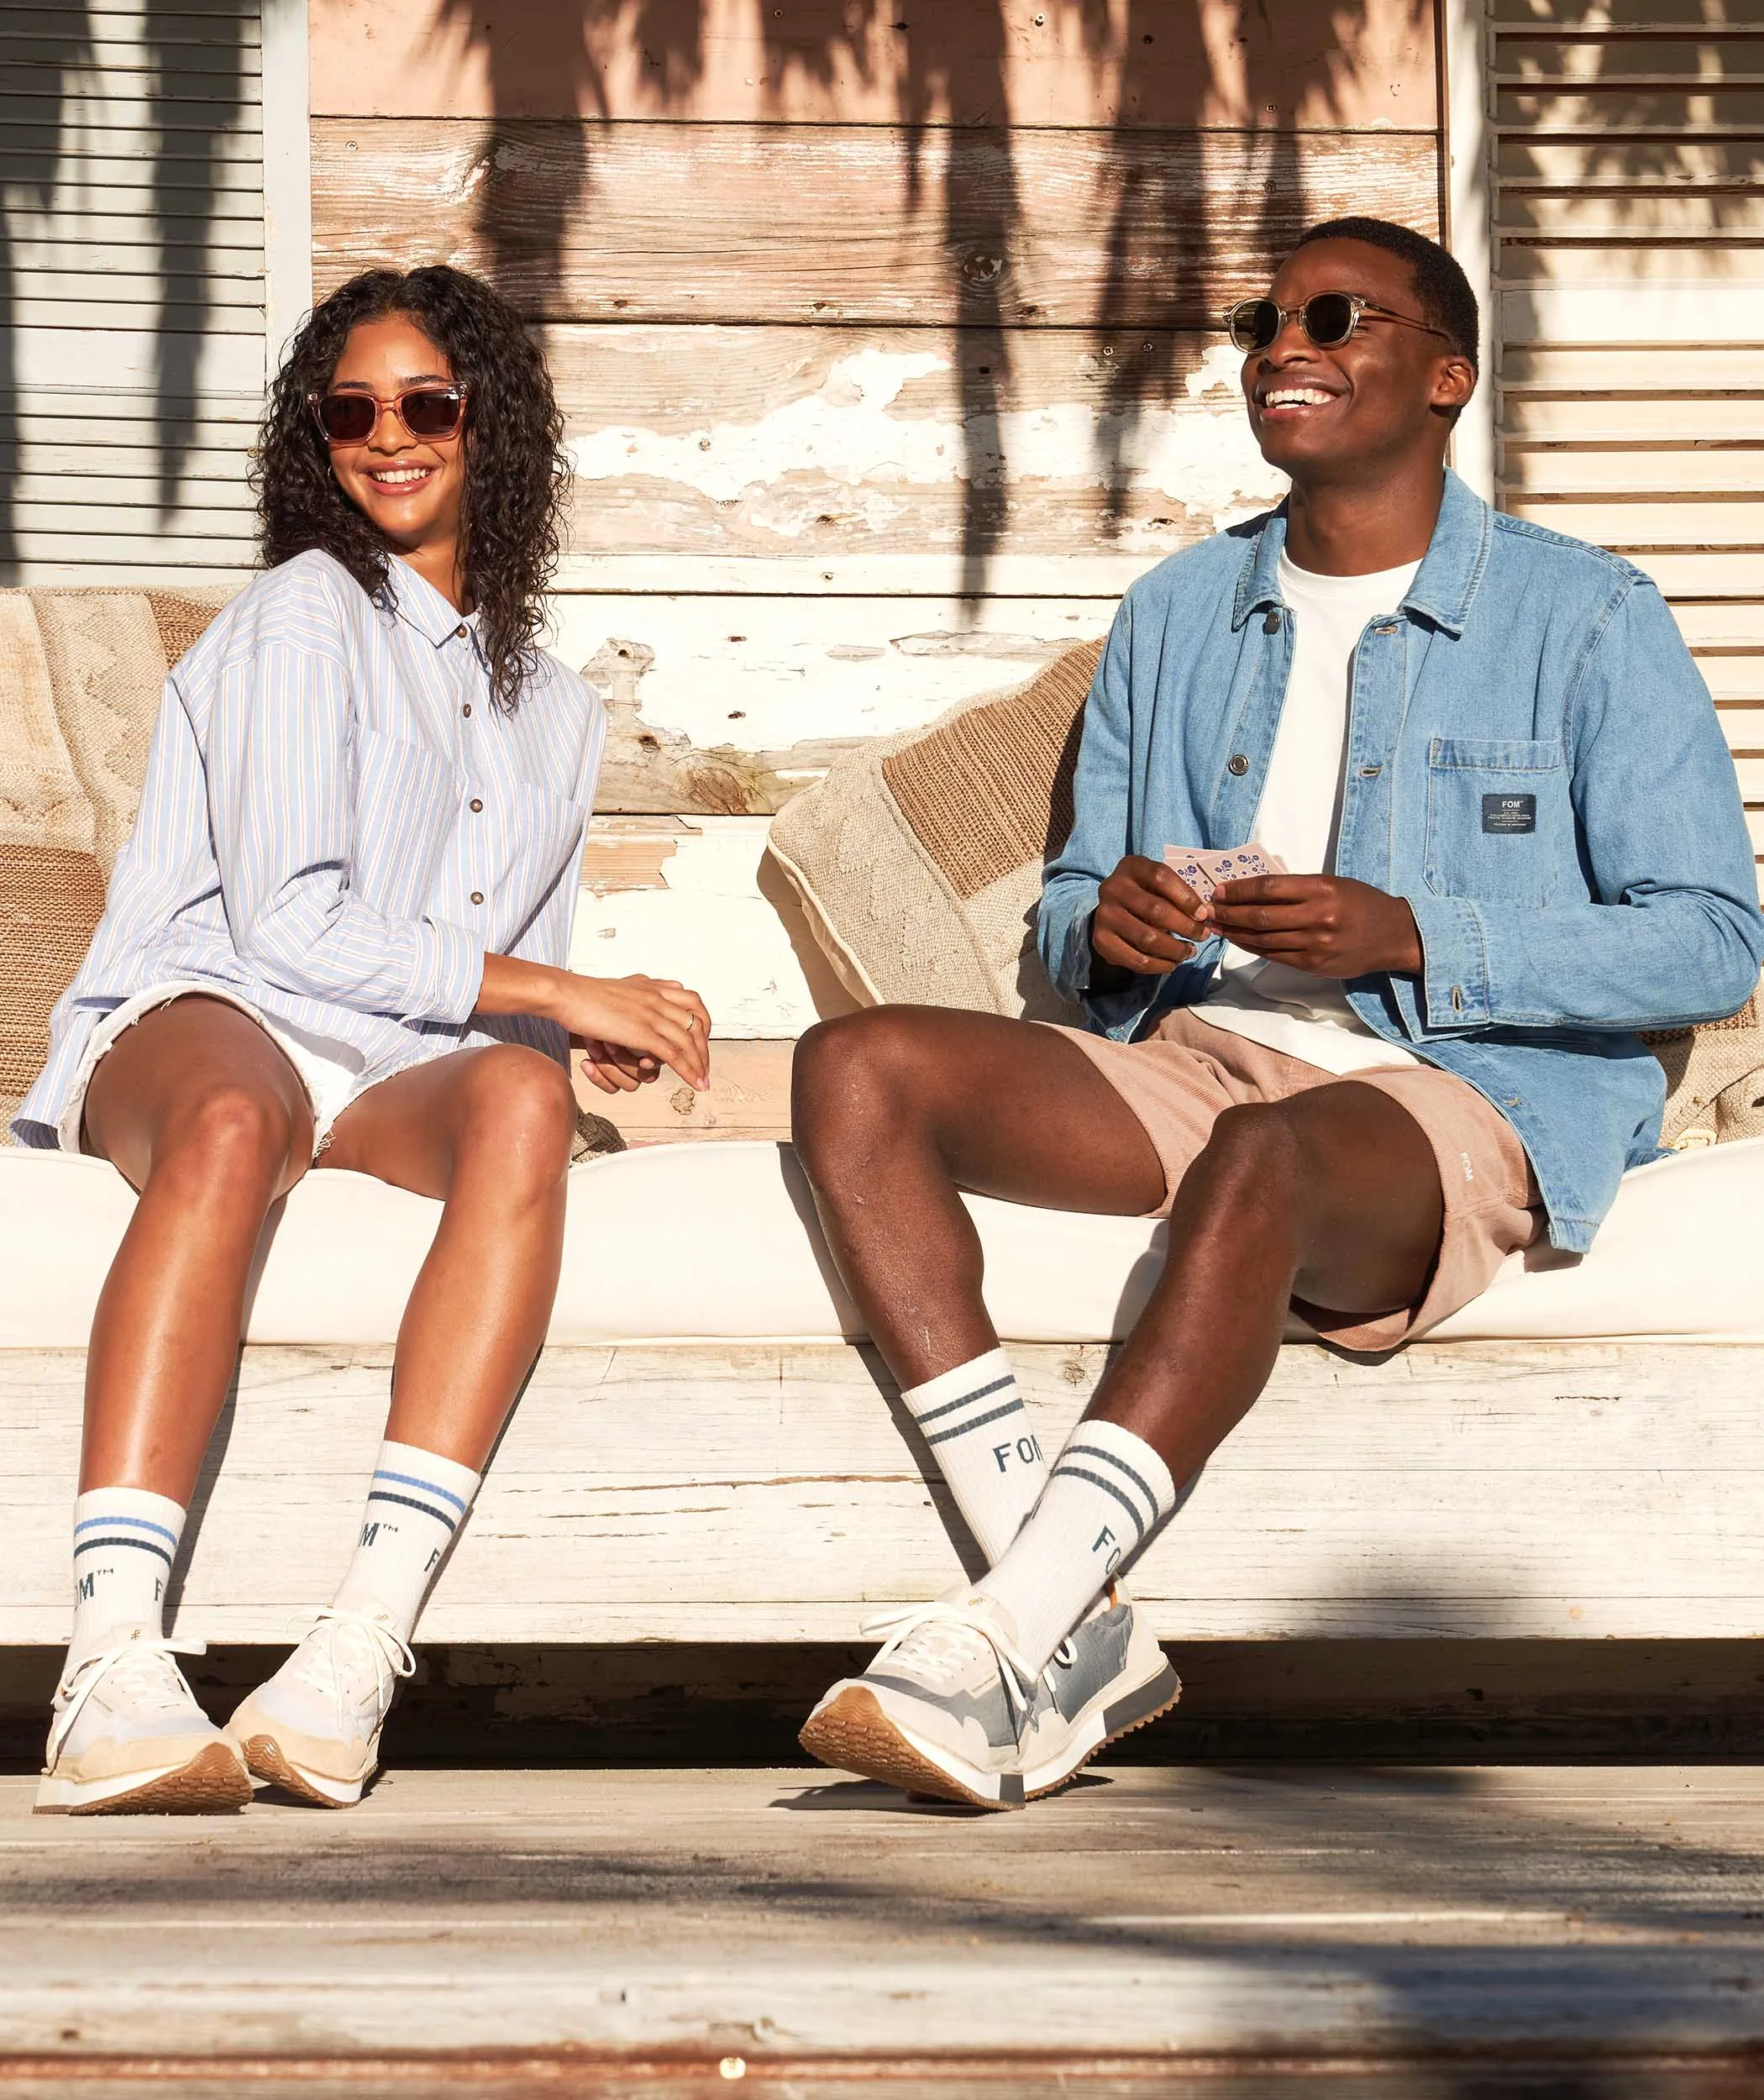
[
  {"xmin": 0, "ymin": 586, "xmax": 233, "ymax": 1138},
  {"xmin": 764, "ymin": 639, "xmax": 1103, "ymax": 1021},
  {"xmin": 1646, "ymin": 987, "xmax": 1764, "ymax": 1151}
]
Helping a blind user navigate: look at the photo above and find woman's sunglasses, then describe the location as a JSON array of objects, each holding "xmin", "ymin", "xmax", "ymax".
[
  {"xmin": 308, "ymin": 384, "xmax": 469, "ymax": 446},
  {"xmin": 1224, "ymin": 291, "xmax": 1447, "ymax": 355}
]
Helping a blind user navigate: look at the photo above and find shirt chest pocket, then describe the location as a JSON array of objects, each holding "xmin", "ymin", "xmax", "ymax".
[
  {"xmin": 1424, "ymin": 737, "xmax": 1567, "ymax": 906},
  {"xmin": 352, "ymin": 725, "xmax": 459, "ymax": 918}
]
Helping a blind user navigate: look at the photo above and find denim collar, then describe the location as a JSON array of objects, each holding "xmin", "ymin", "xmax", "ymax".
[{"xmin": 1231, "ymin": 467, "xmax": 1493, "ymax": 638}]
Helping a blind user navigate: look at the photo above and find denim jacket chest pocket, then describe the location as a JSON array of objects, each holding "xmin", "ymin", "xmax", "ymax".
[
  {"xmin": 351, "ymin": 723, "xmax": 459, "ymax": 918},
  {"xmin": 1424, "ymin": 736, "xmax": 1568, "ymax": 906}
]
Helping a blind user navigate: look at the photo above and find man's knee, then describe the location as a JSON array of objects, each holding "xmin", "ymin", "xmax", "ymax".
[
  {"xmin": 1199, "ymin": 1099, "xmax": 1309, "ymax": 1192},
  {"xmin": 458, "ymin": 1046, "xmax": 577, "ymax": 1178},
  {"xmin": 791, "ymin": 1009, "xmax": 940, "ymax": 1164}
]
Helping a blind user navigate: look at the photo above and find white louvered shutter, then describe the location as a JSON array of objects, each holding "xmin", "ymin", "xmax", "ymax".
[
  {"xmin": 1493, "ymin": 0, "xmax": 1764, "ymax": 894},
  {"xmin": 0, "ymin": 0, "xmax": 264, "ymax": 581}
]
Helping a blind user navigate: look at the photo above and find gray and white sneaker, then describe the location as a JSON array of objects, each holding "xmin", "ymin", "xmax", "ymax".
[
  {"xmin": 1016, "ymin": 1589, "xmax": 1180, "ymax": 1800},
  {"xmin": 230, "ymin": 1609, "xmax": 413, "ymax": 1808},
  {"xmin": 799, "ymin": 1588, "xmax": 1037, "ymax": 1810},
  {"xmin": 36, "ymin": 1635, "xmax": 253, "ymax": 1816}
]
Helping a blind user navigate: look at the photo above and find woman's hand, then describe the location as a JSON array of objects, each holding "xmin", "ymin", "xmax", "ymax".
[
  {"xmin": 475, "ymin": 955, "xmax": 712, "ymax": 1092},
  {"xmin": 1209, "ymin": 874, "xmax": 1422, "ymax": 979}
]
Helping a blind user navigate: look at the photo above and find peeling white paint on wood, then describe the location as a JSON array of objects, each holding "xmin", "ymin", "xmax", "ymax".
[{"xmin": 8, "ymin": 1339, "xmax": 1764, "ymax": 1645}]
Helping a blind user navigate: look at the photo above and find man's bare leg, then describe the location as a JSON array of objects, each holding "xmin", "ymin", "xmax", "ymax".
[
  {"xmin": 790, "ymin": 1005, "xmax": 1445, "ymax": 1807},
  {"xmin": 792, "ymin": 1005, "xmax": 1441, "ymax": 1487}
]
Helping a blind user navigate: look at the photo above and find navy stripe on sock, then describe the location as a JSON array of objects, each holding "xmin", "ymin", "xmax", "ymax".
[
  {"xmin": 71, "ymin": 1535, "xmax": 175, "ymax": 1571},
  {"xmin": 925, "ymin": 1398, "xmax": 1028, "ymax": 1446},
  {"xmin": 1050, "ymin": 1462, "xmax": 1146, "ymax": 1545},
  {"xmin": 366, "ymin": 1489, "xmax": 458, "ymax": 1533},
  {"xmin": 1063, "ymin": 1442, "xmax": 1161, "ymax": 1527},
  {"xmin": 911, "ymin": 1373, "xmax": 1014, "ymax": 1427},
  {"xmin": 374, "ymin": 1467, "xmax": 469, "ymax": 1515},
  {"xmin": 74, "ymin": 1513, "xmax": 179, "ymax": 1545}
]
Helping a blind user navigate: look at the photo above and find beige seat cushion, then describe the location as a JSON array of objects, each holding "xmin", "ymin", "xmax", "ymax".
[
  {"xmin": 764, "ymin": 638, "xmax": 1104, "ymax": 1022},
  {"xmin": 0, "ymin": 586, "xmax": 234, "ymax": 1137}
]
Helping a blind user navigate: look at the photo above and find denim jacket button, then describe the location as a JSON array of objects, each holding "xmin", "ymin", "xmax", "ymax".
[
  {"xmin": 1227, "ymin": 753, "xmax": 1250, "ymax": 776},
  {"xmin": 1263, "ymin": 609, "xmax": 1281, "ymax": 634}
]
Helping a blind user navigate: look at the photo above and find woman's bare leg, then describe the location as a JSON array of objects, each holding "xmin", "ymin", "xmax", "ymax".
[
  {"xmin": 79, "ymin": 997, "xmax": 315, "ymax": 1497},
  {"xmin": 317, "ymin": 1042, "xmax": 576, "ymax": 1466}
]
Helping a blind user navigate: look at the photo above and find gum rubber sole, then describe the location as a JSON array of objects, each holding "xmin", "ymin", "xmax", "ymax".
[
  {"xmin": 37, "ymin": 1740, "xmax": 253, "ymax": 1817},
  {"xmin": 799, "ymin": 1687, "xmax": 1024, "ymax": 1811},
  {"xmin": 239, "ymin": 1732, "xmax": 362, "ymax": 1809},
  {"xmin": 1025, "ymin": 1666, "xmax": 1183, "ymax": 1802}
]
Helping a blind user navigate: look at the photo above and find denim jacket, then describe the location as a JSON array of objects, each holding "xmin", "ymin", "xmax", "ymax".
[{"xmin": 1038, "ymin": 470, "xmax": 1764, "ymax": 1252}]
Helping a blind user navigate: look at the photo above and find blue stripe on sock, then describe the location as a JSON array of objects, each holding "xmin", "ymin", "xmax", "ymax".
[
  {"xmin": 74, "ymin": 1513, "xmax": 179, "ymax": 1545},
  {"xmin": 367, "ymin": 1488, "xmax": 458, "ymax": 1533},
  {"xmin": 373, "ymin": 1467, "xmax": 469, "ymax": 1515},
  {"xmin": 71, "ymin": 1535, "xmax": 175, "ymax": 1571},
  {"xmin": 911, "ymin": 1374, "xmax": 1014, "ymax": 1425},
  {"xmin": 1050, "ymin": 1462, "xmax": 1146, "ymax": 1545}
]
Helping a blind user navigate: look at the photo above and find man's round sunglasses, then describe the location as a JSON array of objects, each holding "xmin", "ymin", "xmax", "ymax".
[
  {"xmin": 308, "ymin": 384, "xmax": 469, "ymax": 446},
  {"xmin": 1225, "ymin": 291, "xmax": 1447, "ymax": 355}
]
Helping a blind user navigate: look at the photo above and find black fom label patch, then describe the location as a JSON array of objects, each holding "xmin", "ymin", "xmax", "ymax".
[{"xmin": 1482, "ymin": 793, "xmax": 1537, "ymax": 835}]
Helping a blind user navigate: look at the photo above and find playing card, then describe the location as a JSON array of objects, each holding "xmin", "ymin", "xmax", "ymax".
[{"xmin": 1162, "ymin": 843, "xmax": 1287, "ymax": 902}]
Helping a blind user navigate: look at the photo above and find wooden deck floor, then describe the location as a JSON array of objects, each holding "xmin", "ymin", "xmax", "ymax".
[{"xmin": 6, "ymin": 1765, "xmax": 1764, "ymax": 2091}]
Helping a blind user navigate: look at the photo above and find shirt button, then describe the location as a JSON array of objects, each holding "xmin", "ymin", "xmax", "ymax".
[
  {"xmin": 1263, "ymin": 609, "xmax": 1281, "ymax": 634},
  {"xmin": 454, "ymin": 623, "xmax": 468, "ymax": 639},
  {"xmin": 470, "ymin": 798, "xmax": 484, "ymax": 813},
  {"xmin": 462, "ymin": 704, "xmax": 471, "ymax": 718},
  {"xmin": 1227, "ymin": 753, "xmax": 1250, "ymax": 776},
  {"xmin": 470, "ymin": 890, "xmax": 485, "ymax": 906}
]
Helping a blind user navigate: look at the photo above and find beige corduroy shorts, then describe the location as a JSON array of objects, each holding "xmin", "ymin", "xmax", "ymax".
[{"xmin": 1045, "ymin": 1006, "xmax": 1544, "ymax": 1353}]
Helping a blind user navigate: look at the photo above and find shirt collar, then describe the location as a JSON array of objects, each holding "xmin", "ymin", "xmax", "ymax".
[
  {"xmin": 378, "ymin": 555, "xmax": 479, "ymax": 649},
  {"xmin": 1231, "ymin": 468, "xmax": 1492, "ymax": 638}
]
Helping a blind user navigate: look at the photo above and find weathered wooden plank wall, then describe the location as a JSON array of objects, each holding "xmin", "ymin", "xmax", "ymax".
[
  {"xmin": 1492, "ymin": 0, "xmax": 1764, "ymax": 895},
  {"xmin": 308, "ymin": 0, "xmax": 1443, "ymax": 1139},
  {"xmin": 308, "ymin": 0, "xmax": 1441, "ymax": 801}
]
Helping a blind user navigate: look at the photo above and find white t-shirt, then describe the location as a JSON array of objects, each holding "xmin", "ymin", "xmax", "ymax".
[{"xmin": 1195, "ymin": 551, "xmax": 1423, "ymax": 1075}]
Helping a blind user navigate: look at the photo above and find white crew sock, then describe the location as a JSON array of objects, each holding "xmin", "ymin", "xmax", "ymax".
[
  {"xmin": 903, "ymin": 1348, "xmax": 1050, "ymax": 1565},
  {"xmin": 70, "ymin": 1487, "xmax": 186, "ymax": 1666},
  {"xmin": 976, "ymin": 1419, "xmax": 1183, "ymax": 1676},
  {"xmin": 330, "ymin": 1440, "xmax": 480, "ymax": 1644}
]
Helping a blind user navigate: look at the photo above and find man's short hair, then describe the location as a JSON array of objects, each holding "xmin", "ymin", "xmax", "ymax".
[{"xmin": 1296, "ymin": 217, "xmax": 1479, "ymax": 375}]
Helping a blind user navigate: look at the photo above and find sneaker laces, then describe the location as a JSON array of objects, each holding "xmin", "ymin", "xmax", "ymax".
[
  {"xmin": 282, "ymin": 1609, "xmax": 414, "ymax": 1738},
  {"xmin": 49, "ymin": 1638, "xmax": 208, "ymax": 1762},
  {"xmin": 859, "ymin": 1598, "xmax": 1037, "ymax": 1725}
]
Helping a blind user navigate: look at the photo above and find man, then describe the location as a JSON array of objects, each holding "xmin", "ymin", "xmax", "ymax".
[{"xmin": 787, "ymin": 217, "xmax": 1764, "ymax": 1810}]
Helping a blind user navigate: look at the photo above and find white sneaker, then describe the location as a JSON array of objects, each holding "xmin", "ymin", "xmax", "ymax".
[
  {"xmin": 229, "ymin": 1609, "xmax": 414, "ymax": 1808},
  {"xmin": 799, "ymin": 1588, "xmax": 1037, "ymax": 1810},
  {"xmin": 1016, "ymin": 1589, "xmax": 1180, "ymax": 1801},
  {"xmin": 35, "ymin": 1635, "xmax": 253, "ymax": 1816}
]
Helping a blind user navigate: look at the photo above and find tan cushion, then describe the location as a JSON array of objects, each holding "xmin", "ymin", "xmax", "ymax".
[
  {"xmin": 1645, "ymin": 987, "xmax": 1764, "ymax": 1151},
  {"xmin": 0, "ymin": 586, "xmax": 234, "ymax": 1141},
  {"xmin": 764, "ymin": 639, "xmax": 1104, "ymax": 1021}
]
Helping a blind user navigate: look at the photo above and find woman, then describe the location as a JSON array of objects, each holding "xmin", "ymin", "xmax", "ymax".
[{"xmin": 14, "ymin": 265, "xmax": 711, "ymax": 1814}]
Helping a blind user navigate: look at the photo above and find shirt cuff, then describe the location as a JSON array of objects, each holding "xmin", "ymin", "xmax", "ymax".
[
  {"xmin": 412, "ymin": 916, "xmax": 486, "ymax": 1025},
  {"xmin": 1405, "ymin": 892, "xmax": 1493, "ymax": 1032}
]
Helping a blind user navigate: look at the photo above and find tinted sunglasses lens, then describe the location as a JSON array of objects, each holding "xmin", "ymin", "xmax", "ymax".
[
  {"xmin": 402, "ymin": 389, "xmax": 464, "ymax": 438},
  {"xmin": 317, "ymin": 394, "xmax": 375, "ymax": 443},
  {"xmin": 1229, "ymin": 299, "xmax": 1279, "ymax": 353},
  {"xmin": 1302, "ymin": 293, "xmax": 1357, "ymax": 347}
]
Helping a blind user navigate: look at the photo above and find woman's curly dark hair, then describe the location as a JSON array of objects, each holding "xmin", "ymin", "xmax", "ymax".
[{"xmin": 255, "ymin": 265, "xmax": 569, "ymax": 711}]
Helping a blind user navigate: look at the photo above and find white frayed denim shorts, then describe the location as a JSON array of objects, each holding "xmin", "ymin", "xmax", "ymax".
[{"xmin": 59, "ymin": 980, "xmax": 370, "ymax": 1160}]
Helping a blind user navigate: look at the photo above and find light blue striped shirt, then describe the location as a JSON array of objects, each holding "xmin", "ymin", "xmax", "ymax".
[{"xmin": 13, "ymin": 550, "xmax": 605, "ymax": 1148}]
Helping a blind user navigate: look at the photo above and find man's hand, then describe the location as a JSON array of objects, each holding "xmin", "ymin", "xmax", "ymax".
[
  {"xmin": 1090, "ymin": 854, "xmax": 1212, "ymax": 980},
  {"xmin": 1209, "ymin": 874, "xmax": 1421, "ymax": 979}
]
